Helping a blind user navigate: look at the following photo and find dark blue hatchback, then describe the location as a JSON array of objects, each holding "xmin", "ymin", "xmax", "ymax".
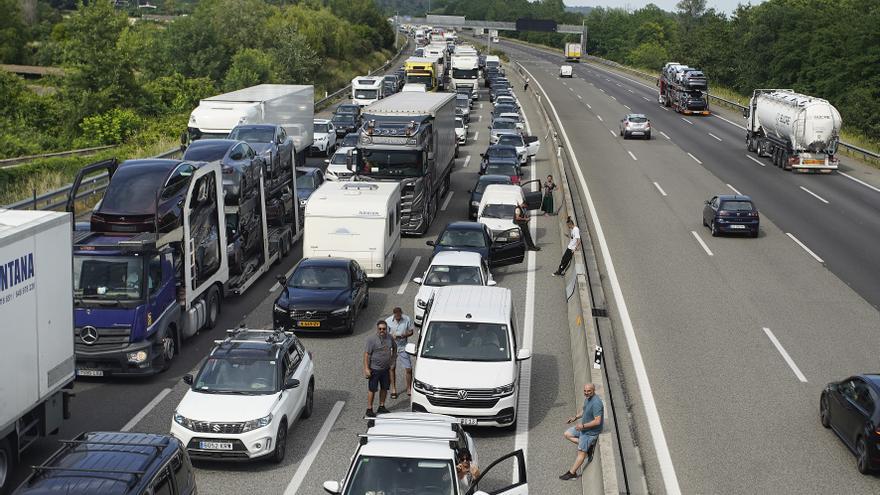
[
  {"xmin": 427, "ymin": 221, "xmax": 525, "ymax": 267},
  {"xmin": 702, "ymin": 194, "xmax": 760, "ymax": 237}
]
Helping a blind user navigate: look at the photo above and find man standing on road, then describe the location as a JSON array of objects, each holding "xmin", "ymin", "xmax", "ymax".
[
  {"xmin": 385, "ymin": 307, "xmax": 415, "ymax": 399},
  {"xmin": 364, "ymin": 319, "xmax": 396, "ymax": 417},
  {"xmin": 560, "ymin": 383, "xmax": 604, "ymax": 480},
  {"xmin": 553, "ymin": 216, "xmax": 581, "ymax": 276},
  {"xmin": 514, "ymin": 201, "xmax": 540, "ymax": 251}
]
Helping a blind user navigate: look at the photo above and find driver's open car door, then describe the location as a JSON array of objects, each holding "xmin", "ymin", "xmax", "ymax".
[
  {"xmin": 519, "ymin": 179, "xmax": 542, "ymax": 210},
  {"xmin": 523, "ymin": 135, "xmax": 540, "ymax": 157},
  {"xmin": 489, "ymin": 228, "xmax": 525, "ymax": 267},
  {"xmin": 466, "ymin": 449, "xmax": 528, "ymax": 495},
  {"xmin": 64, "ymin": 158, "xmax": 119, "ymax": 229}
]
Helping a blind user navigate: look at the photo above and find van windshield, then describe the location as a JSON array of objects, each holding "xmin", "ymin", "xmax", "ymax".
[
  {"xmin": 421, "ymin": 321, "xmax": 511, "ymax": 361},
  {"xmin": 73, "ymin": 256, "xmax": 144, "ymax": 302},
  {"xmin": 344, "ymin": 456, "xmax": 455, "ymax": 495},
  {"xmin": 355, "ymin": 89, "xmax": 378, "ymax": 99}
]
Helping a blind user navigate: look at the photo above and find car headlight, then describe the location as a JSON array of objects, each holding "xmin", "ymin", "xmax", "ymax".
[
  {"xmin": 413, "ymin": 379, "xmax": 434, "ymax": 394},
  {"xmin": 242, "ymin": 413, "xmax": 273, "ymax": 432},
  {"xmin": 471, "ymin": 201, "xmax": 480, "ymax": 207},
  {"xmin": 273, "ymin": 303, "xmax": 287, "ymax": 313},
  {"xmin": 416, "ymin": 298, "xmax": 427, "ymax": 309},
  {"xmin": 174, "ymin": 412, "xmax": 195, "ymax": 430},
  {"xmin": 331, "ymin": 305, "xmax": 350, "ymax": 316},
  {"xmin": 493, "ymin": 382, "xmax": 516, "ymax": 397}
]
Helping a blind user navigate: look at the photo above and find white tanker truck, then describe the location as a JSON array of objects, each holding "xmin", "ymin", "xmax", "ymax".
[{"xmin": 744, "ymin": 89, "xmax": 842, "ymax": 172}]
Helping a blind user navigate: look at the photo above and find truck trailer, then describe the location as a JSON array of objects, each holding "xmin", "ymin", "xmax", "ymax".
[
  {"xmin": 564, "ymin": 42, "xmax": 582, "ymax": 62},
  {"xmin": 0, "ymin": 210, "xmax": 74, "ymax": 495},
  {"xmin": 186, "ymin": 84, "xmax": 314, "ymax": 167},
  {"xmin": 745, "ymin": 89, "xmax": 842, "ymax": 172},
  {"xmin": 658, "ymin": 62, "xmax": 710, "ymax": 115},
  {"xmin": 355, "ymin": 92, "xmax": 457, "ymax": 236}
]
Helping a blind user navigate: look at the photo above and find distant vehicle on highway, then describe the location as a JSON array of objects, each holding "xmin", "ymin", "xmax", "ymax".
[
  {"xmin": 311, "ymin": 119, "xmax": 338, "ymax": 156},
  {"xmin": 227, "ymin": 124, "xmax": 294, "ymax": 176},
  {"xmin": 427, "ymin": 221, "xmax": 525, "ymax": 268},
  {"xmin": 702, "ymin": 194, "xmax": 760, "ymax": 237},
  {"xmin": 324, "ymin": 150, "xmax": 352, "ymax": 181},
  {"xmin": 401, "ymin": 83, "xmax": 427, "ymax": 93},
  {"xmin": 479, "ymin": 144, "xmax": 521, "ymax": 176},
  {"xmin": 295, "ymin": 166, "xmax": 325, "ymax": 217},
  {"xmin": 412, "ymin": 250, "xmax": 496, "ymax": 326},
  {"xmin": 559, "ymin": 65, "xmax": 573, "ymax": 78},
  {"xmin": 334, "ymin": 103, "xmax": 362, "ymax": 120},
  {"xmin": 496, "ymin": 134, "xmax": 540, "ymax": 165},
  {"xmin": 336, "ymin": 132, "xmax": 360, "ymax": 156},
  {"xmin": 455, "ymin": 117, "xmax": 467, "ymax": 145},
  {"xmin": 489, "ymin": 118, "xmax": 520, "ymax": 144},
  {"xmin": 619, "ymin": 114, "xmax": 652, "ymax": 140},
  {"xmin": 331, "ymin": 113, "xmax": 359, "ymax": 137},
  {"xmin": 821, "ymin": 374, "xmax": 880, "ymax": 474}
]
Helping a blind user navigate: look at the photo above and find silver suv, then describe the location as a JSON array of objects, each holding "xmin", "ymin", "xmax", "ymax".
[{"xmin": 619, "ymin": 113, "xmax": 652, "ymax": 140}]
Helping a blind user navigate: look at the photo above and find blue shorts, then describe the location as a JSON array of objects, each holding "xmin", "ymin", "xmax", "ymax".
[
  {"xmin": 395, "ymin": 344, "xmax": 412, "ymax": 369},
  {"xmin": 566, "ymin": 426, "xmax": 599, "ymax": 452},
  {"xmin": 368, "ymin": 368, "xmax": 390, "ymax": 392}
]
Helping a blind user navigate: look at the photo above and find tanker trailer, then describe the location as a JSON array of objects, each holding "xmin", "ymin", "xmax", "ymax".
[{"xmin": 744, "ymin": 89, "xmax": 842, "ymax": 172}]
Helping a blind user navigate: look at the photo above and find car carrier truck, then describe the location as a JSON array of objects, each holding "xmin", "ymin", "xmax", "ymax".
[
  {"xmin": 0, "ymin": 210, "xmax": 74, "ymax": 495},
  {"xmin": 744, "ymin": 89, "xmax": 842, "ymax": 172},
  {"xmin": 658, "ymin": 62, "xmax": 710, "ymax": 115},
  {"xmin": 354, "ymin": 92, "xmax": 457, "ymax": 236},
  {"xmin": 65, "ymin": 158, "xmax": 299, "ymax": 377}
]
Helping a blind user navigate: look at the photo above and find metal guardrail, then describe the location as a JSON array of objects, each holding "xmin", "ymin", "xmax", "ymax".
[{"xmin": 0, "ymin": 145, "xmax": 118, "ymax": 169}]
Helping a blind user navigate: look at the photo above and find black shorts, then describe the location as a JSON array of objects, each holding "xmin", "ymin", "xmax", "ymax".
[{"xmin": 368, "ymin": 368, "xmax": 391, "ymax": 392}]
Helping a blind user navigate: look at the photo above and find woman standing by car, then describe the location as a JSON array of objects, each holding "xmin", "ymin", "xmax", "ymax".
[{"xmin": 541, "ymin": 175, "xmax": 557, "ymax": 216}]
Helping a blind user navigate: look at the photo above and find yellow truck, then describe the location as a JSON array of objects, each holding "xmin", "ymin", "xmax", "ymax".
[
  {"xmin": 404, "ymin": 57, "xmax": 438, "ymax": 91},
  {"xmin": 564, "ymin": 42, "xmax": 582, "ymax": 62}
]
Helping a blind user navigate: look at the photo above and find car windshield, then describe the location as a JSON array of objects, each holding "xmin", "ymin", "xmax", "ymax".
[
  {"xmin": 628, "ymin": 116, "xmax": 648, "ymax": 123},
  {"xmin": 481, "ymin": 203, "xmax": 516, "ymax": 219},
  {"xmin": 355, "ymin": 89, "xmax": 378, "ymax": 99},
  {"xmin": 421, "ymin": 321, "xmax": 511, "ymax": 361},
  {"xmin": 183, "ymin": 142, "xmax": 230, "ymax": 162},
  {"xmin": 720, "ymin": 201, "xmax": 754, "ymax": 211},
  {"xmin": 343, "ymin": 456, "xmax": 455, "ymax": 495},
  {"xmin": 99, "ymin": 165, "xmax": 171, "ymax": 215},
  {"xmin": 492, "ymin": 120, "xmax": 517, "ymax": 130},
  {"xmin": 456, "ymin": 99, "xmax": 469, "ymax": 108},
  {"xmin": 452, "ymin": 68, "xmax": 479, "ymax": 79},
  {"xmin": 342, "ymin": 134, "xmax": 360, "ymax": 147},
  {"xmin": 475, "ymin": 178, "xmax": 510, "ymax": 193},
  {"xmin": 488, "ymin": 147, "xmax": 517, "ymax": 158},
  {"xmin": 332, "ymin": 115, "xmax": 354, "ymax": 124},
  {"xmin": 337, "ymin": 105, "xmax": 359, "ymax": 115},
  {"xmin": 314, "ymin": 123, "xmax": 330, "ymax": 134},
  {"xmin": 228, "ymin": 128, "xmax": 274, "ymax": 143},
  {"xmin": 407, "ymin": 74, "xmax": 433, "ymax": 86},
  {"xmin": 194, "ymin": 357, "xmax": 278, "ymax": 394},
  {"xmin": 296, "ymin": 173, "xmax": 315, "ymax": 189},
  {"xmin": 438, "ymin": 229, "xmax": 487, "ymax": 248},
  {"xmin": 497, "ymin": 135, "xmax": 523, "ymax": 147},
  {"xmin": 73, "ymin": 256, "xmax": 143, "ymax": 301},
  {"xmin": 329, "ymin": 153, "xmax": 348, "ymax": 165},
  {"xmin": 485, "ymin": 164, "xmax": 517, "ymax": 176},
  {"xmin": 424, "ymin": 265, "xmax": 482, "ymax": 286},
  {"xmin": 455, "ymin": 119, "xmax": 464, "ymax": 129},
  {"xmin": 291, "ymin": 266, "xmax": 349, "ymax": 289}
]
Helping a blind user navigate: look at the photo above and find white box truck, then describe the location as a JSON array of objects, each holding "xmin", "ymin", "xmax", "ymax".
[
  {"xmin": 186, "ymin": 84, "xmax": 314, "ymax": 166},
  {"xmin": 303, "ymin": 182, "xmax": 401, "ymax": 278},
  {"xmin": 0, "ymin": 209, "xmax": 74, "ymax": 494},
  {"xmin": 565, "ymin": 42, "xmax": 582, "ymax": 62}
]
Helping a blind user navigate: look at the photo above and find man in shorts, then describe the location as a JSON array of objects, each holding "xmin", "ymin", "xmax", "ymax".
[
  {"xmin": 364, "ymin": 319, "xmax": 396, "ymax": 417},
  {"xmin": 560, "ymin": 383, "xmax": 604, "ymax": 480},
  {"xmin": 385, "ymin": 307, "xmax": 415, "ymax": 399}
]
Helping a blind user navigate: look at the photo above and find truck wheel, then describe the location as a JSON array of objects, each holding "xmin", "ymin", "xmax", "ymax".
[
  {"xmin": 161, "ymin": 327, "xmax": 178, "ymax": 371},
  {"xmin": 747, "ymin": 136, "xmax": 757, "ymax": 152},
  {"xmin": 206, "ymin": 288, "xmax": 220, "ymax": 330},
  {"xmin": 781, "ymin": 153, "xmax": 792, "ymax": 171},
  {"xmin": 0, "ymin": 437, "xmax": 14, "ymax": 495}
]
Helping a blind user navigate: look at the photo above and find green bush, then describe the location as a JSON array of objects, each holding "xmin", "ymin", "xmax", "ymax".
[{"xmin": 78, "ymin": 108, "xmax": 143, "ymax": 146}]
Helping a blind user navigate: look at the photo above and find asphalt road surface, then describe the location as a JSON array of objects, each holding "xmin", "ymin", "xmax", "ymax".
[{"xmin": 498, "ymin": 40, "xmax": 880, "ymax": 494}]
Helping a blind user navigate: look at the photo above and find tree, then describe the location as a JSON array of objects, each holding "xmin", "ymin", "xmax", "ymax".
[
  {"xmin": 0, "ymin": 0, "xmax": 26, "ymax": 62},
  {"xmin": 628, "ymin": 42, "xmax": 668, "ymax": 70},
  {"xmin": 269, "ymin": 24, "xmax": 321, "ymax": 84},
  {"xmin": 676, "ymin": 0, "xmax": 706, "ymax": 18},
  {"xmin": 223, "ymin": 48, "xmax": 276, "ymax": 91}
]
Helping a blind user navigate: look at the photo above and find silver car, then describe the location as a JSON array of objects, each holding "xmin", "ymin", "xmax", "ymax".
[
  {"xmin": 489, "ymin": 118, "xmax": 520, "ymax": 144},
  {"xmin": 619, "ymin": 114, "xmax": 652, "ymax": 140}
]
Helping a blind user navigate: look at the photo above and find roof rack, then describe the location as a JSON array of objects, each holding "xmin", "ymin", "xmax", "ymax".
[
  {"xmin": 60, "ymin": 438, "xmax": 166, "ymax": 455},
  {"xmin": 357, "ymin": 432, "xmax": 457, "ymax": 448},
  {"xmin": 365, "ymin": 415, "xmax": 460, "ymax": 429},
  {"xmin": 212, "ymin": 327, "xmax": 292, "ymax": 353}
]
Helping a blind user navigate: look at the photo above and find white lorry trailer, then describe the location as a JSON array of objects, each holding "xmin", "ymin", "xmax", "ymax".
[
  {"xmin": 303, "ymin": 182, "xmax": 401, "ymax": 278},
  {"xmin": 352, "ymin": 76, "xmax": 385, "ymax": 107},
  {"xmin": 450, "ymin": 52, "xmax": 480, "ymax": 98},
  {"xmin": 0, "ymin": 210, "xmax": 74, "ymax": 495},
  {"xmin": 186, "ymin": 84, "xmax": 314, "ymax": 166},
  {"xmin": 745, "ymin": 89, "xmax": 842, "ymax": 171}
]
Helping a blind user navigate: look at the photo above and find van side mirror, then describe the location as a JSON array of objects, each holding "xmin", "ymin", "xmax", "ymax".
[
  {"xmin": 323, "ymin": 481, "xmax": 342, "ymax": 494},
  {"xmin": 741, "ymin": 108, "xmax": 749, "ymax": 118},
  {"xmin": 284, "ymin": 378, "xmax": 301, "ymax": 389},
  {"xmin": 516, "ymin": 349, "xmax": 532, "ymax": 361},
  {"xmin": 183, "ymin": 374, "xmax": 193, "ymax": 385},
  {"xmin": 426, "ymin": 240, "xmax": 435, "ymax": 246},
  {"xmin": 405, "ymin": 343, "xmax": 417, "ymax": 355}
]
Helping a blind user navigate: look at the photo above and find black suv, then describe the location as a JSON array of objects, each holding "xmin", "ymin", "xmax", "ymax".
[{"xmin": 14, "ymin": 432, "xmax": 196, "ymax": 495}]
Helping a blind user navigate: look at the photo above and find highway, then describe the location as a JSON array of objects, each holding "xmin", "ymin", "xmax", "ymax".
[
  {"xmin": 10, "ymin": 71, "xmax": 592, "ymax": 493},
  {"xmin": 497, "ymin": 40, "xmax": 880, "ymax": 493}
]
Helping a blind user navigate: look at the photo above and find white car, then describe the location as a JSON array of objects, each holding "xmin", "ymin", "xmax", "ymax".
[
  {"xmin": 407, "ymin": 286, "xmax": 531, "ymax": 428},
  {"xmin": 455, "ymin": 117, "xmax": 467, "ymax": 145},
  {"xmin": 171, "ymin": 328, "xmax": 315, "ymax": 463},
  {"xmin": 312, "ymin": 119, "xmax": 337, "ymax": 156},
  {"xmin": 324, "ymin": 150, "xmax": 353, "ymax": 181},
  {"xmin": 559, "ymin": 65, "xmax": 573, "ymax": 78},
  {"xmin": 477, "ymin": 184, "xmax": 542, "ymax": 236},
  {"xmin": 496, "ymin": 134, "xmax": 540, "ymax": 165},
  {"xmin": 496, "ymin": 112, "xmax": 524, "ymax": 130},
  {"xmin": 412, "ymin": 251, "xmax": 495, "ymax": 326},
  {"xmin": 494, "ymin": 95, "xmax": 519, "ymax": 107}
]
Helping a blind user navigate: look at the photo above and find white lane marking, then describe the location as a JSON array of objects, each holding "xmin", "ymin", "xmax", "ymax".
[
  {"xmin": 624, "ymin": 104, "xmax": 631, "ymax": 110},
  {"xmin": 681, "ymin": 117, "xmax": 694, "ymax": 125},
  {"xmin": 745, "ymin": 155, "xmax": 766, "ymax": 167},
  {"xmin": 628, "ymin": 151, "xmax": 638, "ymax": 161},
  {"xmin": 660, "ymin": 106, "xmax": 669, "ymax": 111},
  {"xmin": 627, "ymin": 89, "xmax": 634, "ymax": 93},
  {"xmin": 687, "ymin": 152, "xmax": 703, "ymax": 164},
  {"xmin": 839, "ymin": 172, "xmax": 880, "ymax": 193},
  {"xmin": 284, "ymin": 401, "xmax": 345, "ymax": 495},
  {"xmin": 397, "ymin": 256, "xmax": 422, "ymax": 294},
  {"xmin": 562, "ymin": 81, "xmax": 567, "ymax": 86},
  {"xmin": 476, "ymin": 115, "xmax": 482, "ymax": 122},
  {"xmin": 642, "ymin": 96, "xmax": 650, "ymax": 101},
  {"xmin": 653, "ymin": 182, "xmax": 668, "ymax": 196},
  {"xmin": 479, "ymin": 103, "xmax": 484, "ymax": 109},
  {"xmin": 599, "ymin": 88, "xmax": 606, "ymax": 93},
  {"xmin": 690, "ymin": 231, "xmax": 714, "ymax": 256},
  {"xmin": 441, "ymin": 191, "xmax": 454, "ymax": 211},
  {"xmin": 520, "ymin": 63, "xmax": 683, "ymax": 495},
  {"xmin": 121, "ymin": 388, "xmax": 172, "ymax": 432},
  {"xmin": 474, "ymin": 131, "xmax": 480, "ymax": 141},
  {"xmin": 610, "ymin": 95, "xmax": 617, "ymax": 101},
  {"xmin": 586, "ymin": 103, "xmax": 592, "ymax": 109},
  {"xmin": 726, "ymin": 183, "xmax": 742, "ymax": 195},
  {"xmin": 799, "ymin": 186, "xmax": 829, "ymax": 204},
  {"xmin": 609, "ymin": 129, "xmax": 616, "ymax": 137},
  {"xmin": 577, "ymin": 95, "xmax": 583, "ymax": 100},
  {"xmin": 597, "ymin": 115, "xmax": 603, "ymax": 122},
  {"xmin": 660, "ymin": 131, "xmax": 671, "ymax": 140},
  {"xmin": 713, "ymin": 113, "xmax": 747, "ymax": 130},
  {"xmin": 708, "ymin": 132, "xmax": 722, "ymax": 142},
  {"xmin": 786, "ymin": 233, "xmax": 824, "ymax": 263},
  {"xmin": 616, "ymin": 83, "xmax": 622, "ymax": 87},
  {"xmin": 762, "ymin": 328, "xmax": 808, "ymax": 383},
  {"xmin": 463, "ymin": 155, "xmax": 471, "ymax": 168}
]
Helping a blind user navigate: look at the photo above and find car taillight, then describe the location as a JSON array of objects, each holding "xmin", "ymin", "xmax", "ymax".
[
  {"xmin": 511, "ymin": 175, "xmax": 520, "ymax": 184},
  {"xmin": 788, "ymin": 156, "xmax": 798, "ymax": 165},
  {"xmin": 645, "ymin": 123, "xmax": 651, "ymax": 128}
]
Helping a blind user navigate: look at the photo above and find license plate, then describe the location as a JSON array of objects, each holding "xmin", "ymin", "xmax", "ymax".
[
  {"xmin": 76, "ymin": 369, "xmax": 104, "ymax": 377},
  {"xmin": 460, "ymin": 418, "xmax": 478, "ymax": 425},
  {"xmin": 729, "ymin": 224, "xmax": 746, "ymax": 229},
  {"xmin": 199, "ymin": 441, "xmax": 233, "ymax": 450},
  {"xmin": 298, "ymin": 321, "xmax": 321, "ymax": 327}
]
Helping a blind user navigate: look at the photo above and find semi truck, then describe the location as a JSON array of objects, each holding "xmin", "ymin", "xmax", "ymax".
[
  {"xmin": 564, "ymin": 42, "xmax": 582, "ymax": 62},
  {"xmin": 404, "ymin": 57, "xmax": 438, "ymax": 92},
  {"xmin": 450, "ymin": 51, "xmax": 480, "ymax": 98},
  {"xmin": 744, "ymin": 89, "xmax": 842, "ymax": 172},
  {"xmin": 186, "ymin": 84, "xmax": 314, "ymax": 166},
  {"xmin": 0, "ymin": 210, "xmax": 74, "ymax": 495},
  {"xmin": 354, "ymin": 92, "xmax": 457, "ymax": 236},
  {"xmin": 65, "ymin": 158, "xmax": 299, "ymax": 377},
  {"xmin": 658, "ymin": 62, "xmax": 710, "ymax": 115}
]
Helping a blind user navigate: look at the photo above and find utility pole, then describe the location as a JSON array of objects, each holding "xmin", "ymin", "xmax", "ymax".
[
  {"xmin": 581, "ymin": 20, "xmax": 587, "ymax": 57},
  {"xmin": 395, "ymin": 11, "xmax": 399, "ymax": 48}
]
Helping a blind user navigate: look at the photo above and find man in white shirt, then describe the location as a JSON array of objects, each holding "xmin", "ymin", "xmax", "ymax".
[
  {"xmin": 385, "ymin": 307, "xmax": 415, "ymax": 398},
  {"xmin": 553, "ymin": 217, "xmax": 581, "ymax": 276}
]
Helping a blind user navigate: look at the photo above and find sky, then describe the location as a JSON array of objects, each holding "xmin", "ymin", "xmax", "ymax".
[{"xmin": 565, "ymin": 0, "xmax": 766, "ymax": 15}]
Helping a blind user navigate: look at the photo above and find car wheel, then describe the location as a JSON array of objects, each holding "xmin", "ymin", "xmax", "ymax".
[
  {"xmin": 301, "ymin": 380, "xmax": 315, "ymax": 419},
  {"xmin": 646, "ymin": 132, "xmax": 652, "ymax": 140},
  {"xmin": 272, "ymin": 420, "xmax": 288, "ymax": 464},
  {"xmin": 362, "ymin": 288, "xmax": 370, "ymax": 308},
  {"xmin": 702, "ymin": 215, "xmax": 707, "ymax": 227},
  {"xmin": 857, "ymin": 437, "xmax": 872, "ymax": 474},
  {"xmin": 750, "ymin": 229, "xmax": 759, "ymax": 238},
  {"xmin": 619, "ymin": 128, "xmax": 623, "ymax": 136},
  {"xmin": 623, "ymin": 132, "xmax": 629, "ymax": 140},
  {"xmin": 710, "ymin": 221, "xmax": 719, "ymax": 237},
  {"xmin": 205, "ymin": 288, "xmax": 220, "ymax": 330},
  {"xmin": 819, "ymin": 394, "xmax": 831, "ymax": 428}
]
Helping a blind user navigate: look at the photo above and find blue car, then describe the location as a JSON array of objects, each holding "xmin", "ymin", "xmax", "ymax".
[
  {"xmin": 273, "ymin": 258, "xmax": 369, "ymax": 334},
  {"xmin": 427, "ymin": 221, "xmax": 525, "ymax": 267},
  {"xmin": 468, "ymin": 174, "xmax": 513, "ymax": 220},
  {"xmin": 702, "ymin": 194, "xmax": 760, "ymax": 237}
]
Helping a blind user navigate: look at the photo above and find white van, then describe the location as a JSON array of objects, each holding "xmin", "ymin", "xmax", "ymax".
[
  {"xmin": 477, "ymin": 184, "xmax": 541, "ymax": 236},
  {"xmin": 559, "ymin": 65, "xmax": 573, "ymax": 78},
  {"xmin": 407, "ymin": 286, "xmax": 532, "ymax": 427},
  {"xmin": 352, "ymin": 76, "xmax": 384, "ymax": 107},
  {"xmin": 304, "ymin": 182, "xmax": 401, "ymax": 278}
]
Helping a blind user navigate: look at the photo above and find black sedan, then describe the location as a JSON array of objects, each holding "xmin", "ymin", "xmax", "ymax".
[
  {"xmin": 182, "ymin": 139, "xmax": 261, "ymax": 204},
  {"xmin": 273, "ymin": 258, "xmax": 369, "ymax": 334},
  {"xmin": 331, "ymin": 113, "xmax": 359, "ymax": 137},
  {"xmin": 468, "ymin": 174, "xmax": 513, "ymax": 220},
  {"xmin": 702, "ymin": 194, "xmax": 760, "ymax": 237},
  {"xmin": 427, "ymin": 221, "xmax": 525, "ymax": 267},
  {"xmin": 821, "ymin": 375, "xmax": 880, "ymax": 473},
  {"xmin": 227, "ymin": 124, "xmax": 294, "ymax": 180}
]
